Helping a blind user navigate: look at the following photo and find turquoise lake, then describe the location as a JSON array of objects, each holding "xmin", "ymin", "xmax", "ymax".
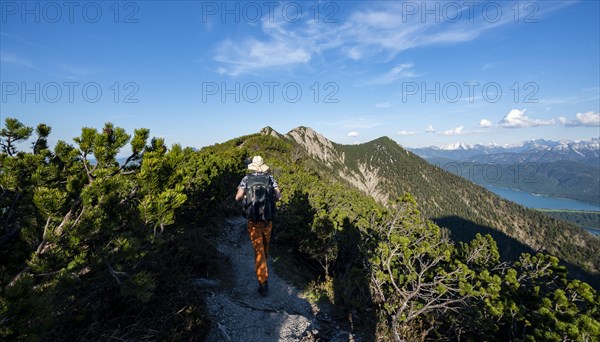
[
  {"xmin": 485, "ymin": 185, "xmax": 600, "ymax": 236},
  {"xmin": 485, "ymin": 185, "xmax": 600, "ymax": 212}
]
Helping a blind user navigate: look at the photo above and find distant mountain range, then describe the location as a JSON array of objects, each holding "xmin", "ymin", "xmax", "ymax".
[
  {"xmin": 408, "ymin": 138, "xmax": 600, "ymax": 205},
  {"xmin": 410, "ymin": 138, "xmax": 600, "ymax": 166}
]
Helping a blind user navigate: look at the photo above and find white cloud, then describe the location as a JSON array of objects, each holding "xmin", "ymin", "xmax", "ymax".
[
  {"xmin": 558, "ymin": 111, "xmax": 600, "ymax": 127},
  {"xmin": 347, "ymin": 131, "xmax": 360, "ymax": 137},
  {"xmin": 576, "ymin": 111, "xmax": 600, "ymax": 126},
  {"xmin": 498, "ymin": 109, "xmax": 556, "ymax": 128},
  {"xmin": 557, "ymin": 117, "xmax": 569, "ymax": 125},
  {"xmin": 442, "ymin": 126, "xmax": 465, "ymax": 136},
  {"xmin": 425, "ymin": 125, "xmax": 436, "ymax": 133},
  {"xmin": 375, "ymin": 102, "xmax": 392, "ymax": 108},
  {"xmin": 479, "ymin": 119, "xmax": 492, "ymax": 128},
  {"xmin": 397, "ymin": 130, "xmax": 415, "ymax": 136},
  {"xmin": 368, "ymin": 63, "xmax": 420, "ymax": 85}
]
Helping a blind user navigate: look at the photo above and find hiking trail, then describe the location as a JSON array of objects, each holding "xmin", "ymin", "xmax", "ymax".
[{"xmin": 197, "ymin": 216, "xmax": 353, "ymax": 341}]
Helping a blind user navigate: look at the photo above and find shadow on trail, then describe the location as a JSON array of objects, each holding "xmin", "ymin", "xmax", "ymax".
[
  {"xmin": 332, "ymin": 218, "xmax": 377, "ymax": 342},
  {"xmin": 273, "ymin": 189, "xmax": 377, "ymax": 340}
]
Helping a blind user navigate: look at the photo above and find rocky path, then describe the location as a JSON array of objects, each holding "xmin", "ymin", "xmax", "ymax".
[{"xmin": 200, "ymin": 217, "xmax": 326, "ymax": 342}]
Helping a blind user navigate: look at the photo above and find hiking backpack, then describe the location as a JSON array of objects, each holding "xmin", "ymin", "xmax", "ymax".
[{"xmin": 242, "ymin": 174, "xmax": 276, "ymax": 221}]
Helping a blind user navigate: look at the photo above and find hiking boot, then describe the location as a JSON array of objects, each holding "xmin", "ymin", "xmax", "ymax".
[{"xmin": 258, "ymin": 281, "xmax": 269, "ymax": 297}]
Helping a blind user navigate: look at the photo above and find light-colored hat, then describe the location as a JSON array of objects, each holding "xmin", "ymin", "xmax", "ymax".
[{"xmin": 248, "ymin": 156, "xmax": 269, "ymax": 172}]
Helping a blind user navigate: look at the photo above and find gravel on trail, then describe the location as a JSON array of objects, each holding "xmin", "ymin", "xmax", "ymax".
[{"xmin": 198, "ymin": 217, "xmax": 346, "ymax": 342}]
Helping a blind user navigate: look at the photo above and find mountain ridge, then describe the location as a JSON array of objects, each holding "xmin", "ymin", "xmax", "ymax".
[{"xmin": 259, "ymin": 126, "xmax": 600, "ymax": 280}]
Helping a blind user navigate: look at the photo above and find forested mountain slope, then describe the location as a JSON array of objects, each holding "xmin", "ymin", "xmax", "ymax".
[
  {"xmin": 425, "ymin": 158, "xmax": 600, "ymax": 205},
  {"xmin": 278, "ymin": 127, "xmax": 599, "ymax": 279}
]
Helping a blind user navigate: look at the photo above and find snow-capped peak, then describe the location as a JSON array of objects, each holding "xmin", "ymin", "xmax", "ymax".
[{"xmin": 440, "ymin": 142, "xmax": 472, "ymax": 150}]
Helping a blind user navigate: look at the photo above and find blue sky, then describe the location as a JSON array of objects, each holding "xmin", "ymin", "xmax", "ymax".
[{"xmin": 1, "ymin": 0, "xmax": 599, "ymax": 153}]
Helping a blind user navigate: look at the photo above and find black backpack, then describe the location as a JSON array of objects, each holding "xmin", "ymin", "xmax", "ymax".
[{"xmin": 242, "ymin": 174, "xmax": 276, "ymax": 221}]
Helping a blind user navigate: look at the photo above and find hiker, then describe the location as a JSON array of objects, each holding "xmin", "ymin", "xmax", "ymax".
[{"xmin": 235, "ymin": 156, "xmax": 281, "ymax": 296}]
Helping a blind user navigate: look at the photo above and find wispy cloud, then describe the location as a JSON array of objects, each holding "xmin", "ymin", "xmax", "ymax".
[
  {"xmin": 481, "ymin": 62, "xmax": 494, "ymax": 70},
  {"xmin": 340, "ymin": 4, "xmax": 481, "ymax": 61},
  {"xmin": 215, "ymin": 35, "xmax": 312, "ymax": 76},
  {"xmin": 425, "ymin": 124, "xmax": 436, "ymax": 133},
  {"xmin": 213, "ymin": 19, "xmax": 319, "ymax": 76},
  {"xmin": 397, "ymin": 130, "xmax": 415, "ymax": 136},
  {"xmin": 498, "ymin": 109, "xmax": 555, "ymax": 128},
  {"xmin": 212, "ymin": 1, "xmax": 572, "ymax": 76},
  {"xmin": 58, "ymin": 63, "xmax": 98, "ymax": 78},
  {"xmin": 0, "ymin": 51, "xmax": 34, "ymax": 68},
  {"xmin": 347, "ymin": 131, "xmax": 360, "ymax": 137},
  {"xmin": 375, "ymin": 102, "xmax": 393, "ymax": 109},
  {"xmin": 368, "ymin": 63, "xmax": 421, "ymax": 85},
  {"xmin": 345, "ymin": 0, "xmax": 572, "ymax": 59},
  {"xmin": 539, "ymin": 88, "xmax": 600, "ymax": 105},
  {"xmin": 0, "ymin": 32, "xmax": 52, "ymax": 51}
]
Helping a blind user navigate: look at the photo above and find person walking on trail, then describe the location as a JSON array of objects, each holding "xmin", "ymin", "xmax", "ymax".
[{"xmin": 235, "ymin": 156, "xmax": 281, "ymax": 296}]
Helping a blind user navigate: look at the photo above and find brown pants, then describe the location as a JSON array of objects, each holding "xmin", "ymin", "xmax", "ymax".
[{"xmin": 247, "ymin": 220, "xmax": 272, "ymax": 285}]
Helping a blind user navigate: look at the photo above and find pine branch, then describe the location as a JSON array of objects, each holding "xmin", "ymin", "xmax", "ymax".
[
  {"xmin": 112, "ymin": 152, "xmax": 140, "ymax": 176},
  {"xmin": 51, "ymin": 196, "xmax": 86, "ymax": 238},
  {"xmin": 35, "ymin": 217, "xmax": 52, "ymax": 254},
  {"xmin": 81, "ymin": 152, "xmax": 95, "ymax": 182},
  {"xmin": 106, "ymin": 262, "xmax": 128, "ymax": 286},
  {"xmin": 8, "ymin": 267, "xmax": 31, "ymax": 287}
]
